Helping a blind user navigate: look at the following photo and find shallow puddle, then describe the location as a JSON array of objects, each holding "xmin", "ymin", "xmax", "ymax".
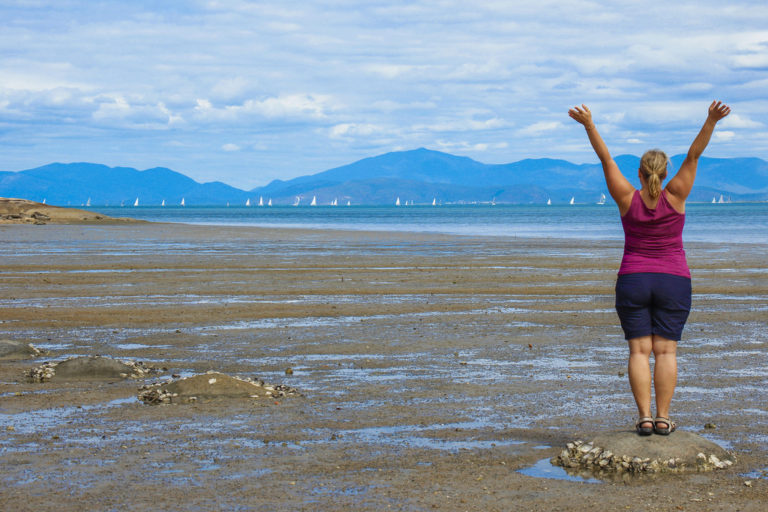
[{"xmin": 517, "ymin": 457, "xmax": 601, "ymax": 483}]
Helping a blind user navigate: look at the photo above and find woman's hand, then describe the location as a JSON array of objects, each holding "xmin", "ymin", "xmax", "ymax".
[
  {"xmin": 708, "ymin": 100, "xmax": 731, "ymax": 123},
  {"xmin": 568, "ymin": 104, "xmax": 595, "ymax": 129}
]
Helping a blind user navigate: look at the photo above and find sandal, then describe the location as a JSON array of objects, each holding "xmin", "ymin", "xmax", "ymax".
[
  {"xmin": 635, "ymin": 416, "xmax": 654, "ymax": 436},
  {"xmin": 654, "ymin": 416, "xmax": 677, "ymax": 435}
]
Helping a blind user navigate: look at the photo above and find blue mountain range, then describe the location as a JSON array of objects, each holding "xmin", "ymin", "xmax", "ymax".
[{"xmin": 2, "ymin": 148, "xmax": 767, "ymax": 206}]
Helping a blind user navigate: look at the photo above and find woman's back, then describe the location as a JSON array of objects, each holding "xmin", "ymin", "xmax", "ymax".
[{"xmin": 619, "ymin": 189, "xmax": 689, "ymax": 278}]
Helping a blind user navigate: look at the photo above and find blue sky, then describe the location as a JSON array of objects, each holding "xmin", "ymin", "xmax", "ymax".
[{"xmin": 2, "ymin": 1, "xmax": 767, "ymax": 189}]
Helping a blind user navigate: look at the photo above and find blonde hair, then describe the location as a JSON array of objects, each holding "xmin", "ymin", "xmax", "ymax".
[{"xmin": 640, "ymin": 149, "xmax": 669, "ymax": 200}]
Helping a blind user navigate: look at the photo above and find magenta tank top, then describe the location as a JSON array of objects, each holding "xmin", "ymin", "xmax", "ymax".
[{"xmin": 619, "ymin": 190, "xmax": 690, "ymax": 278}]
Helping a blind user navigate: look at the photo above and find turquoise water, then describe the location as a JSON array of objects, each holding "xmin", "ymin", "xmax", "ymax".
[{"xmin": 91, "ymin": 203, "xmax": 768, "ymax": 244}]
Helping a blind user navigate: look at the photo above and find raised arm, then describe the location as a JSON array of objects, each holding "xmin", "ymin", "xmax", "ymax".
[
  {"xmin": 666, "ymin": 101, "xmax": 731, "ymax": 201},
  {"xmin": 568, "ymin": 104, "xmax": 634, "ymax": 207}
]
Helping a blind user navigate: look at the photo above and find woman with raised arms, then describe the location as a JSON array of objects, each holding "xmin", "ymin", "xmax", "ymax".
[{"xmin": 568, "ymin": 100, "xmax": 731, "ymax": 435}]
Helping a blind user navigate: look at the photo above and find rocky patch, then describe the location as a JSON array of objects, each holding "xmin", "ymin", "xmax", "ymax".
[
  {"xmin": 26, "ymin": 356, "xmax": 158, "ymax": 382},
  {"xmin": 138, "ymin": 371, "xmax": 301, "ymax": 404},
  {"xmin": 552, "ymin": 431, "xmax": 736, "ymax": 475},
  {"xmin": 0, "ymin": 339, "xmax": 46, "ymax": 360}
]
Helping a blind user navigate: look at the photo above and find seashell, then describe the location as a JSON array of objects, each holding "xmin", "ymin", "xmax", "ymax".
[{"xmin": 579, "ymin": 443, "xmax": 592, "ymax": 454}]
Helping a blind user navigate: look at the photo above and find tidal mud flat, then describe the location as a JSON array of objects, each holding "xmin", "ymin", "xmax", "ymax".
[{"xmin": 1, "ymin": 223, "xmax": 766, "ymax": 511}]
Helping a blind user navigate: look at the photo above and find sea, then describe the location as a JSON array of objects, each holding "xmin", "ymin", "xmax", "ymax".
[{"xmin": 90, "ymin": 203, "xmax": 768, "ymax": 244}]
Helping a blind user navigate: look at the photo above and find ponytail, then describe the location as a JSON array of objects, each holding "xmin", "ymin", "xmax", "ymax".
[
  {"xmin": 647, "ymin": 173, "xmax": 662, "ymax": 200},
  {"xmin": 640, "ymin": 149, "xmax": 669, "ymax": 200}
]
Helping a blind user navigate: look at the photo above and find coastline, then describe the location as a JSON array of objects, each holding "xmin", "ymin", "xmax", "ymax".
[
  {"xmin": 1, "ymin": 223, "xmax": 766, "ymax": 510},
  {"xmin": 0, "ymin": 197, "xmax": 143, "ymax": 225}
]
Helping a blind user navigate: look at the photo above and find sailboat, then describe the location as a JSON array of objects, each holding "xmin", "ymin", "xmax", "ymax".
[
  {"xmin": 293, "ymin": 196, "xmax": 300, "ymax": 206},
  {"xmin": 86, "ymin": 198, "xmax": 91, "ymax": 207},
  {"xmin": 133, "ymin": 197, "xmax": 139, "ymax": 207},
  {"xmin": 597, "ymin": 193, "xmax": 606, "ymax": 205},
  {"xmin": 491, "ymin": 197, "xmax": 496, "ymax": 206},
  {"xmin": 346, "ymin": 200, "xmax": 351, "ymax": 206},
  {"xmin": 569, "ymin": 196, "xmax": 575, "ymax": 205},
  {"xmin": 42, "ymin": 198, "xmax": 46, "ymax": 204},
  {"xmin": 161, "ymin": 199, "xmax": 166, "ymax": 207},
  {"xmin": 395, "ymin": 197, "xmax": 401, "ymax": 206},
  {"xmin": 180, "ymin": 198, "xmax": 185, "ymax": 207},
  {"xmin": 547, "ymin": 198, "xmax": 551, "ymax": 205},
  {"xmin": 259, "ymin": 196, "xmax": 263, "ymax": 206},
  {"xmin": 712, "ymin": 196, "xmax": 717, "ymax": 203},
  {"xmin": 432, "ymin": 198, "xmax": 436, "ymax": 206},
  {"xmin": 246, "ymin": 198, "xmax": 251, "ymax": 206},
  {"xmin": 310, "ymin": 195, "xmax": 317, "ymax": 206},
  {"xmin": 331, "ymin": 198, "xmax": 337, "ymax": 206},
  {"xmin": 268, "ymin": 198, "xmax": 272, "ymax": 206},
  {"xmin": 718, "ymin": 194, "xmax": 725, "ymax": 204}
]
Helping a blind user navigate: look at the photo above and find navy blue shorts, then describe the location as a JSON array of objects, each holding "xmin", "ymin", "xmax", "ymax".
[{"xmin": 615, "ymin": 273, "xmax": 692, "ymax": 341}]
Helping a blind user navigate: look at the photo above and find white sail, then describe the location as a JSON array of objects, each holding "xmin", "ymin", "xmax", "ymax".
[
  {"xmin": 86, "ymin": 198, "xmax": 91, "ymax": 207},
  {"xmin": 432, "ymin": 198, "xmax": 436, "ymax": 206},
  {"xmin": 395, "ymin": 197, "xmax": 400, "ymax": 206},
  {"xmin": 547, "ymin": 198, "xmax": 551, "ymax": 205},
  {"xmin": 346, "ymin": 200, "xmax": 351, "ymax": 206},
  {"xmin": 718, "ymin": 194, "xmax": 724, "ymax": 203},
  {"xmin": 331, "ymin": 198, "xmax": 337, "ymax": 206},
  {"xmin": 712, "ymin": 196, "xmax": 717, "ymax": 203},
  {"xmin": 310, "ymin": 195, "xmax": 317, "ymax": 206},
  {"xmin": 181, "ymin": 198, "xmax": 185, "ymax": 207},
  {"xmin": 293, "ymin": 196, "xmax": 300, "ymax": 206},
  {"xmin": 268, "ymin": 198, "xmax": 272, "ymax": 206},
  {"xmin": 569, "ymin": 196, "xmax": 575, "ymax": 205},
  {"xmin": 246, "ymin": 198, "xmax": 251, "ymax": 206},
  {"xmin": 133, "ymin": 197, "xmax": 139, "ymax": 207},
  {"xmin": 42, "ymin": 198, "xmax": 46, "ymax": 204},
  {"xmin": 597, "ymin": 193, "xmax": 606, "ymax": 205},
  {"xmin": 259, "ymin": 196, "xmax": 263, "ymax": 206},
  {"xmin": 161, "ymin": 199, "xmax": 166, "ymax": 207}
]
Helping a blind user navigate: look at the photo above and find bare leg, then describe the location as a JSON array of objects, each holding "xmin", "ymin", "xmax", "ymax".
[
  {"xmin": 628, "ymin": 336, "xmax": 653, "ymax": 428},
  {"xmin": 652, "ymin": 335, "xmax": 678, "ymax": 421}
]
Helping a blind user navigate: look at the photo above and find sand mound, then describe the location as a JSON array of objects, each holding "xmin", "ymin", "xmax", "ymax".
[
  {"xmin": 27, "ymin": 356, "xmax": 158, "ymax": 382},
  {"xmin": 0, "ymin": 197, "xmax": 140, "ymax": 224},
  {"xmin": 138, "ymin": 371, "xmax": 301, "ymax": 404},
  {"xmin": 0, "ymin": 339, "xmax": 46, "ymax": 360},
  {"xmin": 552, "ymin": 430, "xmax": 735, "ymax": 476}
]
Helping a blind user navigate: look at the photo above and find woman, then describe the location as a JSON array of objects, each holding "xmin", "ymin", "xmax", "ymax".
[{"xmin": 568, "ymin": 101, "xmax": 731, "ymax": 435}]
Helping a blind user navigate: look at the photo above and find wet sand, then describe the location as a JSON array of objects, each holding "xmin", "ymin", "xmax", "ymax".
[{"xmin": 1, "ymin": 223, "xmax": 766, "ymax": 511}]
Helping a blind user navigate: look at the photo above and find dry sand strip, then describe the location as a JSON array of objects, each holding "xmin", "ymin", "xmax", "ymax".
[
  {"xmin": 0, "ymin": 197, "xmax": 140, "ymax": 224},
  {"xmin": 0, "ymin": 223, "xmax": 766, "ymax": 511}
]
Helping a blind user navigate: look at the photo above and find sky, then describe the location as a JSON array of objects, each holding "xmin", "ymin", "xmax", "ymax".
[{"xmin": 2, "ymin": 1, "xmax": 768, "ymax": 189}]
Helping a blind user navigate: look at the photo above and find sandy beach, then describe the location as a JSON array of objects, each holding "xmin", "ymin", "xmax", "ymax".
[{"xmin": 1, "ymin": 222, "xmax": 766, "ymax": 511}]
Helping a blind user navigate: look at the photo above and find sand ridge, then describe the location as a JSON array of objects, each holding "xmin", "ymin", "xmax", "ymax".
[{"xmin": 0, "ymin": 197, "xmax": 141, "ymax": 224}]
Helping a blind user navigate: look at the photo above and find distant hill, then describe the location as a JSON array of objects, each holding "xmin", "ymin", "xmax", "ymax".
[{"xmin": 2, "ymin": 149, "xmax": 767, "ymax": 206}]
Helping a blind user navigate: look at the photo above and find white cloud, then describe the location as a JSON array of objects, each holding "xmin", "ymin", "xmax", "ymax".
[
  {"xmin": 517, "ymin": 121, "xmax": 563, "ymax": 135},
  {"xmin": 715, "ymin": 131, "xmax": 736, "ymax": 141},
  {"xmin": 329, "ymin": 123, "xmax": 383, "ymax": 138},
  {"xmin": 720, "ymin": 114, "xmax": 763, "ymax": 129},
  {"xmin": 222, "ymin": 143, "xmax": 240, "ymax": 152}
]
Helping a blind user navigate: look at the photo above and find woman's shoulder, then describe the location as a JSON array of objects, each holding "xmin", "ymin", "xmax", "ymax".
[
  {"xmin": 662, "ymin": 188, "xmax": 686, "ymax": 214},
  {"xmin": 618, "ymin": 188, "xmax": 638, "ymax": 217}
]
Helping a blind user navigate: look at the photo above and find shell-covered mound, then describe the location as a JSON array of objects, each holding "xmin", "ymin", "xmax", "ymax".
[
  {"xmin": 0, "ymin": 339, "xmax": 47, "ymax": 360},
  {"xmin": 138, "ymin": 371, "xmax": 301, "ymax": 404},
  {"xmin": 552, "ymin": 431, "xmax": 735, "ymax": 475},
  {"xmin": 27, "ymin": 356, "xmax": 158, "ymax": 382}
]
